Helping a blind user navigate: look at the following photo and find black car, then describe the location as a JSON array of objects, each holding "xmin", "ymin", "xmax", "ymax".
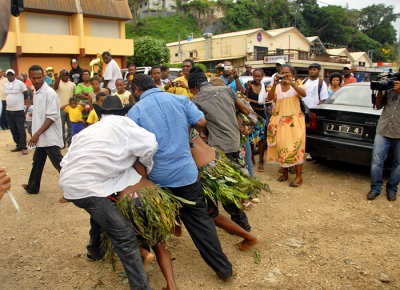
[{"xmin": 306, "ymin": 82, "xmax": 382, "ymax": 167}]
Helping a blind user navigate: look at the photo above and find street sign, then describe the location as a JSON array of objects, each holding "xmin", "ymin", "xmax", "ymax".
[{"xmin": 263, "ymin": 55, "xmax": 289, "ymax": 64}]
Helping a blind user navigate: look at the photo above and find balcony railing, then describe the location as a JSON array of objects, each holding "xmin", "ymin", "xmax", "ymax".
[{"xmin": 248, "ymin": 49, "xmax": 348, "ymax": 64}]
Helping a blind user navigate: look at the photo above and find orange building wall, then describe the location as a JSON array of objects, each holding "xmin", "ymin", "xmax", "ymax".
[{"xmin": 17, "ymin": 56, "xmax": 122, "ymax": 76}]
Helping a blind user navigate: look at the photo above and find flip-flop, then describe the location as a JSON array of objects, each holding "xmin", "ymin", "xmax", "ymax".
[
  {"xmin": 277, "ymin": 176, "xmax": 288, "ymax": 182},
  {"xmin": 242, "ymin": 201, "xmax": 252, "ymax": 210},
  {"xmin": 290, "ymin": 181, "xmax": 302, "ymax": 187}
]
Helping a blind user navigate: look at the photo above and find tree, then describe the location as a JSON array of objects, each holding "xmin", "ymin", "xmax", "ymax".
[
  {"xmin": 128, "ymin": 37, "xmax": 170, "ymax": 66},
  {"xmin": 359, "ymin": 4, "xmax": 397, "ymax": 45}
]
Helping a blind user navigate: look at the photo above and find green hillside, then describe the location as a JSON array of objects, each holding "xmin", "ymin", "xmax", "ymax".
[{"xmin": 125, "ymin": 15, "xmax": 203, "ymax": 44}]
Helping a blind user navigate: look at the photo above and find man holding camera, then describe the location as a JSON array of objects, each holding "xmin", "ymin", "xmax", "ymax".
[
  {"xmin": 368, "ymin": 81, "xmax": 400, "ymax": 201},
  {"xmin": 218, "ymin": 61, "xmax": 244, "ymax": 93}
]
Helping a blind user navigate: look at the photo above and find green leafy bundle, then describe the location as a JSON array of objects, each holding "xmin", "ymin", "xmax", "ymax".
[{"xmin": 200, "ymin": 154, "xmax": 270, "ymax": 209}]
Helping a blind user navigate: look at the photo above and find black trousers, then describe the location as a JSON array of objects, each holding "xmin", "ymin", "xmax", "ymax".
[
  {"xmin": 168, "ymin": 180, "xmax": 233, "ymax": 279},
  {"xmin": 223, "ymin": 151, "xmax": 251, "ymax": 231},
  {"xmin": 25, "ymin": 146, "xmax": 63, "ymax": 194},
  {"xmin": 7, "ymin": 110, "xmax": 26, "ymax": 149},
  {"xmin": 0, "ymin": 100, "xmax": 8, "ymax": 129}
]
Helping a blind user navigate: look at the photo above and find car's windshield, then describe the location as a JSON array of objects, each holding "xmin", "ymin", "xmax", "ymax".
[{"xmin": 325, "ymin": 85, "xmax": 372, "ymax": 108}]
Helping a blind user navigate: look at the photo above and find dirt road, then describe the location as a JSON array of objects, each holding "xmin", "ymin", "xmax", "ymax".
[{"xmin": 0, "ymin": 129, "xmax": 399, "ymax": 289}]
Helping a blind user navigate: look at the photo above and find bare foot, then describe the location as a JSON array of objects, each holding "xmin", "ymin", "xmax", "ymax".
[
  {"xmin": 172, "ymin": 224, "xmax": 182, "ymax": 237},
  {"xmin": 236, "ymin": 236, "xmax": 260, "ymax": 251},
  {"xmin": 143, "ymin": 252, "xmax": 155, "ymax": 272},
  {"xmin": 58, "ymin": 197, "xmax": 69, "ymax": 203}
]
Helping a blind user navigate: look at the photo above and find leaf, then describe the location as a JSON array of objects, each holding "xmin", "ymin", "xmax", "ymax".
[
  {"xmin": 123, "ymin": 278, "xmax": 129, "ymax": 285},
  {"xmin": 254, "ymin": 250, "xmax": 261, "ymax": 264},
  {"xmin": 119, "ymin": 272, "xmax": 128, "ymax": 278}
]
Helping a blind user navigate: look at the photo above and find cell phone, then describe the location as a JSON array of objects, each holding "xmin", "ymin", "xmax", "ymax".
[
  {"xmin": 224, "ymin": 65, "xmax": 233, "ymax": 71},
  {"xmin": 251, "ymin": 80, "xmax": 257, "ymax": 84}
]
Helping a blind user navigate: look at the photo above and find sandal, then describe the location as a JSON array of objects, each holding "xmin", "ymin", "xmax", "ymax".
[
  {"xmin": 277, "ymin": 176, "xmax": 288, "ymax": 182},
  {"xmin": 289, "ymin": 180, "xmax": 302, "ymax": 187},
  {"xmin": 242, "ymin": 201, "xmax": 252, "ymax": 210},
  {"xmin": 249, "ymin": 197, "xmax": 260, "ymax": 203}
]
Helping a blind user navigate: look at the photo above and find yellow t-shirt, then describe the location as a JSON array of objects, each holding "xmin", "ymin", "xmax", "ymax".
[
  {"xmin": 87, "ymin": 109, "xmax": 99, "ymax": 124},
  {"xmin": 116, "ymin": 90, "xmax": 132, "ymax": 105},
  {"xmin": 163, "ymin": 76, "xmax": 194, "ymax": 99},
  {"xmin": 64, "ymin": 105, "xmax": 84, "ymax": 122}
]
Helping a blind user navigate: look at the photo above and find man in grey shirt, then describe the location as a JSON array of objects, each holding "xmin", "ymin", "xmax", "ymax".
[
  {"xmin": 368, "ymin": 80, "xmax": 400, "ymax": 201},
  {"xmin": 188, "ymin": 66, "xmax": 252, "ymax": 231}
]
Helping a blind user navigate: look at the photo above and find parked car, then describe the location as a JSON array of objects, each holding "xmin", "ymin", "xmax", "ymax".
[{"xmin": 306, "ymin": 82, "xmax": 382, "ymax": 167}]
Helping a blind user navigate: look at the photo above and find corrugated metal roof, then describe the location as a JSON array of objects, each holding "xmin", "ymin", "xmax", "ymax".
[
  {"xmin": 24, "ymin": 0, "xmax": 78, "ymax": 14},
  {"xmin": 80, "ymin": 0, "xmax": 132, "ymax": 20},
  {"xmin": 23, "ymin": 0, "xmax": 132, "ymax": 20}
]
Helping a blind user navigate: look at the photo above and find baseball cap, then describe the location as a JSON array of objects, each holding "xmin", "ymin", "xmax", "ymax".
[
  {"xmin": 343, "ymin": 64, "xmax": 352, "ymax": 70},
  {"xmin": 276, "ymin": 59, "xmax": 285, "ymax": 65},
  {"xmin": 6, "ymin": 69, "xmax": 15, "ymax": 75},
  {"xmin": 309, "ymin": 63, "xmax": 321, "ymax": 70}
]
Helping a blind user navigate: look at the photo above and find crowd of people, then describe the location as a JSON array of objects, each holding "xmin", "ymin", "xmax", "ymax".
[{"xmin": 0, "ymin": 52, "xmax": 398, "ymax": 289}]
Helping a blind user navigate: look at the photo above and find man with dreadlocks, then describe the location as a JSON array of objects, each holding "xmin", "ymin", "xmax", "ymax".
[{"xmin": 128, "ymin": 73, "xmax": 235, "ymax": 281}]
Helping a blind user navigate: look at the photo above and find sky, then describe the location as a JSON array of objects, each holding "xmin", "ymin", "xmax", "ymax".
[{"xmin": 318, "ymin": 0, "xmax": 400, "ymax": 37}]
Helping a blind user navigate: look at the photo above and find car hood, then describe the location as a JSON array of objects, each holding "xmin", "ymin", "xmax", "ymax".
[{"xmin": 311, "ymin": 104, "xmax": 382, "ymax": 116}]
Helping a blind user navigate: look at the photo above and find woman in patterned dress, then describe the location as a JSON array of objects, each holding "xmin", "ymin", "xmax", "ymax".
[{"xmin": 266, "ymin": 65, "xmax": 306, "ymax": 187}]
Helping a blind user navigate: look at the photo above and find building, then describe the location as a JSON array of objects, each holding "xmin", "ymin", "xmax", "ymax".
[
  {"xmin": 167, "ymin": 27, "xmax": 382, "ymax": 79},
  {"xmin": 0, "ymin": 0, "xmax": 133, "ymax": 75}
]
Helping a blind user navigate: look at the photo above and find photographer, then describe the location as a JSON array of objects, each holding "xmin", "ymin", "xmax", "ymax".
[
  {"xmin": 219, "ymin": 61, "xmax": 244, "ymax": 93},
  {"xmin": 368, "ymin": 80, "xmax": 400, "ymax": 201}
]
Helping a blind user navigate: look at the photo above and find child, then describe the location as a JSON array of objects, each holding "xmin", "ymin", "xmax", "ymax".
[
  {"xmin": 24, "ymin": 96, "xmax": 33, "ymax": 136},
  {"xmin": 89, "ymin": 77, "xmax": 109, "ymax": 103},
  {"xmin": 61, "ymin": 97, "xmax": 92, "ymax": 137},
  {"xmin": 115, "ymin": 79, "xmax": 134, "ymax": 105},
  {"xmin": 87, "ymin": 92, "xmax": 107, "ymax": 125}
]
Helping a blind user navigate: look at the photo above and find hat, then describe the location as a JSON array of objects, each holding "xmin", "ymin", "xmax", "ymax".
[
  {"xmin": 309, "ymin": 63, "xmax": 321, "ymax": 70},
  {"xmin": 93, "ymin": 95, "xmax": 132, "ymax": 119},
  {"xmin": 245, "ymin": 64, "xmax": 252, "ymax": 68},
  {"xmin": 6, "ymin": 69, "xmax": 15, "ymax": 75},
  {"xmin": 210, "ymin": 77, "xmax": 226, "ymax": 86},
  {"xmin": 276, "ymin": 59, "xmax": 285, "ymax": 65},
  {"xmin": 343, "ymin": 64, "xmax": 352, "ymax": 70},
  {"xmin": 188, "ymin": 66, "xmax": 208, "ymax": 89}
]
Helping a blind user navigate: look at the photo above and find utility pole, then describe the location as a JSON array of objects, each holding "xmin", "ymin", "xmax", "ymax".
[{"xmin": 178, "ymin": 31, "xmax": 182, "ymax": 62}]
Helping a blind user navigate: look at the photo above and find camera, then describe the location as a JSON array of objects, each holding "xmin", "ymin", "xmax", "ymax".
[
  {"xmin": 216, "ymin": 65, "xmax": 233, "ymax": 72},
  {"xmin": 251, "ymin": 80, "xmax": 256, "ymax": 84},
  {"xmin": 370, "ymin": 72, "xmax": 400, "ymax": 91},
  {"xmin": 278, "ymin": 76, "xmax": 284, "ymax": 83},
  {"xmin": 171, "ymin": 82, "xmax": 177, "ymax": 87}
]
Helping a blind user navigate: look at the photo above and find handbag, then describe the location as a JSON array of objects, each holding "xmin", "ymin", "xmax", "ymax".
[{"xmin": 299, "ymin": 97, "xmax": 310, "ymax": 123}]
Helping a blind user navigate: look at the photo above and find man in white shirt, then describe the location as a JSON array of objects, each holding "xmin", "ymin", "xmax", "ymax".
[
  {"xmin": 5, "ymin": 69, "xmax": 29, "ymax": 154},
  {"xmin": 102, "ymin": 51, "xmax": 122, "ymax": 93},
  {"xmin": 22, "ymin": 65, "xmax": 64, "ymax": 195},
  {"xmin": 0, "ymin": 68, "xmax": 9, "ymax": 129},
  {"xmin": 53, "ymin": 69, "xmax": 76, "ymax": 146},
  {"xmin": 302, "ymin": 63, "xmax": 329, "ymax": 108},
  {"xmin": 59, "ymin": 95, "xmax": 155, "ymax": 290}
]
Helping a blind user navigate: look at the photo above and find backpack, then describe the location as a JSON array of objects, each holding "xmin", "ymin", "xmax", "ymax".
[{"xmin": 302, "ymin": 77, "xmax": 324, "ymax": 100}]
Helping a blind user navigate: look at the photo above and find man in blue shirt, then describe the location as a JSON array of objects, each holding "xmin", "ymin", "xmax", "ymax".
[
  {"xmin": 219, "ymin": 61, "xmax": 244, "ymax": 93},
  {"xmin": 127, "ymin": 74, "xmax": 234, "ymax": 281}
]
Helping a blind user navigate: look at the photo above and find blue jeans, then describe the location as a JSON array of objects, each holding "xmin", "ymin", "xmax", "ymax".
[
  {"xmin": 371, "ymin": 133, "xmax": 400, "ymax": 195},
  {"xmin": 72, "ymin": 196, "xmax": 151, "ymax": 290}
]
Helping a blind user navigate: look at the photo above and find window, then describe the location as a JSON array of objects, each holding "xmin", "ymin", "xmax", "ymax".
[
  {"xmin": 26, "ymin": 14, "xmax": 69, "ymax": 35},
  {"xmin": 145, "ymin": 2, "xmax": 147, "ymax": 6},
  {"xmin": 359, "ymin": 61, "xmax": 366, "ymax": 67},
  {"xmin": 254, "ymin": 46, "xmax": 268, "ymax": 60},
  {"xmin": 140, "ymin": 4, "xmax": 142, "ymax": 8},
  {"xmin": 276, "ymin": 48, "xmax": 284, "ymax": 55},
  {"xmin": 175, "ymin": 53, "xmax": 178, "ymax": 57},
  {"xmin": 90, "ymin": 20, "xmax": 119, "ymax": 38},
  {"xmin": 189, "ymin": 52, "xmax": 193, "ymax": 58}
]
